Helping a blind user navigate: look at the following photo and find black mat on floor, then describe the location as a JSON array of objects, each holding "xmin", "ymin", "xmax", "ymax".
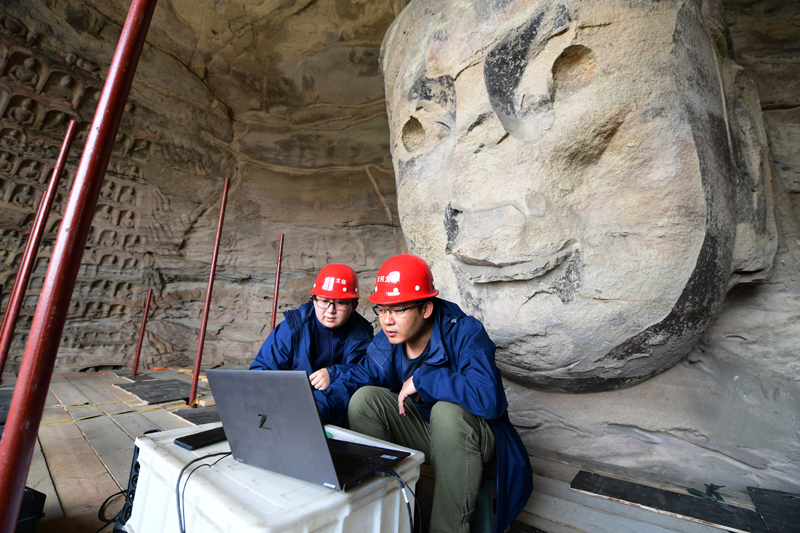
[
  {"xmin": 172, "ymin": 406, "xmax": 220, "ymax": 425},
  {"xmin": 113, "ymin": 379, "xmax": 201, "ymax": 404},
  {"xmin": 571, "ymin": 471, "xmax": 766, "ymax": 533},
  {"xmin": 749, "ymin": 487, "xmax": 800, "ymax": 533}
]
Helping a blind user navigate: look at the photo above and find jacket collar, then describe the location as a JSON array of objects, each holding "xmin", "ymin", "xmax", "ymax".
[{"xmin": 370, "ymin": 298, "xmax": 463, "ymax": 366}]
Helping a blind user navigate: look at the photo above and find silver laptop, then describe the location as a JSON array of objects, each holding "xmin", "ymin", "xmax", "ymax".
[{"xmin": 205, "ymin": 369, "xmax": 410, "ymax": 491}]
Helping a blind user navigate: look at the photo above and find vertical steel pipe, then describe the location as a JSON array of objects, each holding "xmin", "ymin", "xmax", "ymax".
[
  {"xmin": 0, "ymin": 0, "xmax": 159, "ymax": 528},
  {"xmin": 0, "ymin": 121, "xmax": 77, "ymax": 375},
  {"xmin": 189, "ymin": 177, "xmax": 230, "ymax": 407},
  {"xmin": 131, "ymin": 288, "xmax": 153, "ymax": 377},
  {"xmin": 269, "ymin": 233, "xmax": 285, "ymax": 333}
]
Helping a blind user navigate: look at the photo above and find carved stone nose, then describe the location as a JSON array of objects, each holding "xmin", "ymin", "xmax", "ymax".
[{"xmin": 445, "ymin": 202, "xmax": 561, "ymax": 268}]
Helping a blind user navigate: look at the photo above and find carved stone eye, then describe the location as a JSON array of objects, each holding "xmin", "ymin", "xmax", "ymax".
[
  {"xmin": 401, "ymin": 116, "xmax": 426, "ymax": 152},
  {"xmin": 552, "ymin": 45, "xmax": 596, "ymax": 95}
]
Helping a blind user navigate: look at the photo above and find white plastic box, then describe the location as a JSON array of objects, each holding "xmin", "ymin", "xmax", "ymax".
[{"xmin": 126, "ymin": 423, "xmax": 423, "ymax": 533}]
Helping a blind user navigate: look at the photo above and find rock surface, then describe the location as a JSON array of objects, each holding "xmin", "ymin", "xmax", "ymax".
[
  {"xmin": 380, "ymin": 0, "xmax": 800, "ymax": 492},
  {"xmin": 381, "ymin": 0, "xmax": 779, "ymax": 392}
]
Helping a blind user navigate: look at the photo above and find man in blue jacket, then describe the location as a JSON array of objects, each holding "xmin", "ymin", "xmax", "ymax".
[
  {"xmin": 337, "ymin": 254, "xmax": 532, "ymax": 533},
  {"xmin": 250, "ymin": 263, "xmax": 373, "ymax": 425}
]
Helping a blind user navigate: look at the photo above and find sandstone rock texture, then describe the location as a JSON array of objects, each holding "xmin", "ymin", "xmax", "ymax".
[
  {"xmin": 382, "ymin": 0, "xmax": 779, "ymax": 393},
  {"xmin": 0, "ymin": 1, "xmax": 405, "ymax": 373},
  {"xmin": 382, "ymin": 0, "xmax": 800, "ymax": 491}
]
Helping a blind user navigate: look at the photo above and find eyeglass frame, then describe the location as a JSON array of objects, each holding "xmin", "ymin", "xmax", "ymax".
[
  {"xmin": 311, "ymin": 296, "xmax": 354, "ymax": 311},
  {"xmin": 372, "ymin": 302, "xmax": 426, "ymax": 318}
]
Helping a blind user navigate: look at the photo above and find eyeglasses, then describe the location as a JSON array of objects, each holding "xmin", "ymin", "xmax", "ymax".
[
  {"xmin": 372, "ymin": 303, "xmax": 424, "ymax": 318},
  {"xmin": 312, "ymin": 297, "xmax": 352, "ymax": 311}
]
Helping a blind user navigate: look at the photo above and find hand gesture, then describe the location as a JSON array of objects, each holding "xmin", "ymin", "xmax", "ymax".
[
  {"xmin": 310, "ymin": 368, "xmax": 330, "ymax": 390},
  {"xmin": 398, "ymin": 376, "xmax": 421, "ymax": 416}
]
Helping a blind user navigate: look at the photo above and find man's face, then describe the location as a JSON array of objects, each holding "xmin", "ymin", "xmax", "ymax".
[
  {"xmin": 313, "ymin": 298, "xmax": 357, "ymax": 329},
  {"xmin": 382, "ymin": 0, "xmax": 740, "ymax": 391},
  {"xmin": 375, "ymin": 302, "xmax": 432, "ymax": 345}
]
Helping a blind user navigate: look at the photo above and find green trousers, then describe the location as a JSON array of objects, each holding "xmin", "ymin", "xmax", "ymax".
[{"xmin": 348, "ymin": 386, "xmax": 496, "ymax": 533}]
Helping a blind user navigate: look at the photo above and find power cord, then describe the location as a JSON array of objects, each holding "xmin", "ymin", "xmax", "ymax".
[
  {"xmin": 375, "ymin": 468, "xmax": 421, "ymax": 533},
  {"xmin": 174, "ymin": 452, "xmax": 231, "ymax": 533},
  {"xmin": 94, "ymin": 489, "xmax": 126, "ymax": 533}
]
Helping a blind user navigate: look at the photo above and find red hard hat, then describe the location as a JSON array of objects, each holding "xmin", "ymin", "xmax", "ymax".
[
  {"xmin": 369, "ymin": 254, "xmax": 439, "ymax": 305},
  {"xmin": 310, "ymin": 264, "xmax": 359, "ymax": 299}
]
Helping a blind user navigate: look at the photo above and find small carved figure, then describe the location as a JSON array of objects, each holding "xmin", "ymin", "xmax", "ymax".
[
  {"xmin": 100, "ymin": 181, "xmax": 116, "ymax": 200},
  {"xmin": 8, "ymin": 98, "xmax": 36, "ymax": 126},
  {"xmin": 0, "ymin": 152, "xmax": 12, "ymax": 172},
  {"xmin": 7, "ymin": 58, "xmax": 38, "ymax": 87},
  {"xmin": 116, "ymin": 282, "xmax": 132, "ymax": 299},
  {"xmin": 2, "ymin": 15, "xmax": 28, "ymax": 38},
  {"xmin": 0, "ymin": 130, "xmax": 23, "ymax": 149},
  {"xmin": 119, "ymin": 211, "xmax": 135, "ymax": 229},
  {"xmin": 49, "ymin": 75, "xmax": 75, "ymax": 102},
  {"xmin": 119, "ymin": 187, "xmax": 136, "ymax": 204},
  {"xmin": 124, "ymin": 165, "xmax": 140, "ymax": 179},
  {"xmin": 18, "ymin": 161, "xmax": 40, "ymax": 181},
  {"xmin": 113, "ymin": 133, "xmax": 127, "ymax": 155},
  {"xmin": 95, "ymin": 204, "xmax": 113, "ymax": 224},
  {"xmin": 13, "ymin": 185, "xmax": 33, "ymax": 207},
  {"xmin": 42, "ymin": 112, "xmax": 68, "ymax": 131},
  {"xmin": 99, "ymin": 231, "xmax": 117, "ymax": 247}
]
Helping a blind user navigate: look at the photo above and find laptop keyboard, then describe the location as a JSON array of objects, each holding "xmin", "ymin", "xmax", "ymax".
[{"xmin": 332, "ymin": 454, "xmax": 381, "ymax": 479}]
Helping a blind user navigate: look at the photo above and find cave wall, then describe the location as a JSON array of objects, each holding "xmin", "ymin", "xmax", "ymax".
[{"xmin": 0, "ymin": 0, "xmax": 405, "ymax": 373}]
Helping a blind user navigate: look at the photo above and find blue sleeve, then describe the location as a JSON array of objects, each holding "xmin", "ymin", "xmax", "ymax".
[
  {"xmin": 328, "ymin": 327, "xmax": 372, "ymax": 381},
  {"xmin": 249, "ymin": 322, "xmax": 294, "ymax": 371},
  {"xmin": 413, "ymin": 320, "xmax": 507, "ymax": 420},
  {"xmin": 313, "ymin": 386, "xmax": 354, "ymax": 426},
  {"xmin": 336, "ymin": 344, "xmax": 397, "ymax": 390}
]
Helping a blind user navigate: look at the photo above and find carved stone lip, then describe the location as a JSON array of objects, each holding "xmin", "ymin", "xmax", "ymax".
[{"xmin": 450, "ymin": 240, "xmax": 577, "ymax": 283}]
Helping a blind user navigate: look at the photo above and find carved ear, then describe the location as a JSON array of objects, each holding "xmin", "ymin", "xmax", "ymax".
[{"xmin": 721, "ymin": 59, "xmax": 777, "ymax": 288}]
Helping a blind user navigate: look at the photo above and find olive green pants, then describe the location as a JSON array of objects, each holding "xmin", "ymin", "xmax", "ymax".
[{"xmin": 348, "ymin": 386, "xmax": 495, "ymax": 533}]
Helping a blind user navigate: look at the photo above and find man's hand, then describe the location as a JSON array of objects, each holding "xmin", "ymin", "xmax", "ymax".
[
  {"xmin": 309, "ymin": 368, "xmax": 330, "ymax": 390},
  {"xmin": 398, "ymin": 376, "xmax": 421, "ymax": 416}
]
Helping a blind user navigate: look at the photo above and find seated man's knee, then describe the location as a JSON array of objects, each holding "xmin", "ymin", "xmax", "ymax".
[
  {"xmin": 430, "ymin": 401, "xmax": 478, "ymax": 438},
  {"xmin": 349, "ymin": 386, "xmax": 389, "ymax": 416}
]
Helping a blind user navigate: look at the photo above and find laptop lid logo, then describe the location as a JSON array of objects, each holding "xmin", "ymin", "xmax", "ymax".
[{"xmin": 257, "ymin": 414, "xmax": 271, "ymax": 430}]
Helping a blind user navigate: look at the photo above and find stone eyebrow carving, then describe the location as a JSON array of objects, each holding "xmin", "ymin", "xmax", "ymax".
[
  {"xmin": 408, "ymin": 75, "xmax": 456, "ymax": 117},
  {"xmin": 484, "ymin": 9, "xmax": 548, "ymax": 123},
  {"xmin": 484, "ymin": 4, "xmax": 575, "ymax": 140}
]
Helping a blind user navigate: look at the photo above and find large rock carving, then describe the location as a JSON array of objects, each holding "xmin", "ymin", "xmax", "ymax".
[{"xmin": 381, "ymin": 0, "xmax": 777, "ymax": 392}]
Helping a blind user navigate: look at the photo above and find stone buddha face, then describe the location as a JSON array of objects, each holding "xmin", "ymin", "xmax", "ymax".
[{"xmin": 381, "ymin": 0, "xmax": 775, "ymax": 392}]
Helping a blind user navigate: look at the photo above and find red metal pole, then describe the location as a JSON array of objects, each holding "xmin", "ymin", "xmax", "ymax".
[
  {"xmin": 269, "ymin": 233, "xmax": 285, "ymax": 333},
  {"xmin": 189, "ymin": 177, "xmax": 230, "ymax": 407},
  {"xmin": 0, "ymin": 121, "xmax": 77, "ymax": 375},
  {"xmin": 0, "ymin": 0, "xmax": 158, "ymax": 528},
  {"xmin": 131, "ymin": 288, "xmax": 153, "ymax": 377}
]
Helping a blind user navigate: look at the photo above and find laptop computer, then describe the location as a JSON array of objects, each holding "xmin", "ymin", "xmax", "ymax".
[{"xmin": 205, "ymin": 369, "xmax": 411, "ymax": 491}]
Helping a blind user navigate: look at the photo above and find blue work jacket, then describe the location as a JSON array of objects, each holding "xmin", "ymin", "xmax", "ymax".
[
  {"xmin": 250, "ymin": 301, "xmax": 374, "ymax": 425},
  {"xmin": 335, "ymin": 298, "xmax": 533, "ymax": 533}
]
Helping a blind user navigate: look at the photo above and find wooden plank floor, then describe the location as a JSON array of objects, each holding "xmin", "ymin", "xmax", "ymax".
[
  {"xmin": 1, "ymin": 370, "xmax": 196, "ymax": 533},
  {"xmin": 2, "ymin": 368, "xmax": 767, "ymax": 533}
]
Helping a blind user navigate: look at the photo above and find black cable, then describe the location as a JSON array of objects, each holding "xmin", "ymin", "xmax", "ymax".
[
  {"xmin": 375, "ymin": 468, "xmax": 421, "ymax": 533},
  {"xmin": 94, "ymin": 489, "xmax": 126, "ymax": 533},
  {"xmin": 174, "ymin": 452, "xmax": 231, "ymax": 533},
  {"xmin": 180, "ymin": 453, "xmax": 231, "ymax": 531}
]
